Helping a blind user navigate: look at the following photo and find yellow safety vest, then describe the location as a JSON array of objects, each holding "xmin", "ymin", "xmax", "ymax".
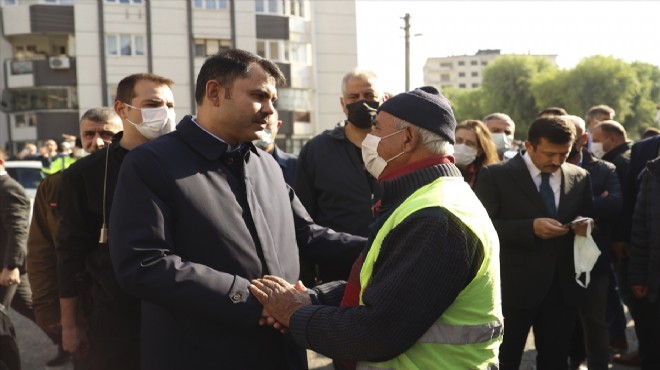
[{"xmin": 358, "ymin": 177, "xmax": 502, "ymax": 370}]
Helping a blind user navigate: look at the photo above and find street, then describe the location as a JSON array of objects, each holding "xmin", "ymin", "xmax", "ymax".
[{"xmin": 10, "ymin": 308, "xmax": 638, "ymax": 370}]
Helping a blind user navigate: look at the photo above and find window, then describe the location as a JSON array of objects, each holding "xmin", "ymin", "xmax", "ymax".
[
  {"xmin": 105, "ymin": 0, "xmax": 143, "ymax": 4},
  {"xmin": 194, "ymin": 39, "xmax": 232, "ymax": 57},
  {"xmin": 440, "ymin": 74, "xmax": 450, "ymax": 82},
  {"xmin": 193, "ymin": 0, "xmax": 228, "ymax": 9},
  {"xmin": 472, "ymin": 83, "xmax": 480, "ymax": 88},
  {"xmin": 440, "ymin": 62, "xmax": 452, "ymax": 68},
  {"xmin": 458, "ymin": 61, "xmax": 465, "ymax": 66},
  {"xmin": 43, "ymin": 0, "xmax": 75, "ymax": 4},
  {"xmin": 15, "ymin": 113, "xmax": 37, "ymax": 128},
  {"xmin": 471, "ymin": 71, "xmax": 478, "ymax": 77},
  {"xmin": 458, "ymin": 84, "xmax": 466, "ymax": 88},
  {"xmin": 3, "ymin": 87, "xmax": 78, "ymax": 112},
  {"xmin": 106, "ymin": 34, "xmax": 145, "ymax": 56},
  {"xmin": 458, "ymin": 72, "xmax": 465, "ymax": 77},
  {"xmin": 470, "ymin": 60, "xmax": 478, "ymax": 66},
  {"xmin": 481, "ymin": 61, "xmax": 488, "ymax": 66},
  {"xmin": 2, "ymin": 0, "xmax": 18, "ymax": 5},
  {"xmin": 257, "ymin": 39, "xmax": 310, "ymax": 64},
  {"xmin": 289, "ymin": 0, "xmax": 305, "ymax": 17},
  {"xmin": 255, "ymin": 0, "xmax": 284, "ymax": 14}
]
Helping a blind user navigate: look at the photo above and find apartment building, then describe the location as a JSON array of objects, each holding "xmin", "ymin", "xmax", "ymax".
[
  {"xmin": 423, "ymin": 49, "xmax": 557, "ymax": 90},
  {"xmin": 0, "ymin": 0, "xmax": 358, "ymax": 154}
]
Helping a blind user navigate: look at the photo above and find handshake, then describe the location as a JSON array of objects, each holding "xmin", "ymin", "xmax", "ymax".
[{"xmin": 249, "ymin": 275, "xmax": 312, "ymax": 332}]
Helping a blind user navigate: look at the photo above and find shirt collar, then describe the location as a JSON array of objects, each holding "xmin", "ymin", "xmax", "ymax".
[
  {"xmin": 191, "ymin": 115, "xmax": 244, "ymax": 153},
  {"xmin": 523, "ymin": 151, "xmax": 560, "ymax": 179},
  {"xmin": 0, "ymin": 170, "xmax": 6, "ymax": 177}
]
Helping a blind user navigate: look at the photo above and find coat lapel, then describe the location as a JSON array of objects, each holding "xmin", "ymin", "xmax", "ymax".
[
  {"xmin": 556, "ymin": 164, "xmax": 576, "ymax": 221},
  {"xmin": 505, "ymin": 154, "xmax": 550, "ymax": 216}
]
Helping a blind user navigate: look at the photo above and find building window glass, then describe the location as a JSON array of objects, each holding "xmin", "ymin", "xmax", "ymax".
[
  {"xmin": 106, "ymin": 34, "xmax": 146, "ymax": 56},
  {"xmin": 482, "ymin": 61, "xmax": 488, "ymax": 66},
  {"xmin": 106, "ymin": 0, "xmax": 142, "ymax": 4},
  {"xmin": 458, "ymin": 72, "xmax": 465, "ymax": 77},
  {"xmin": 43, "ymin": 0, "xmax": 75, "ymax": 3},
  {"xmin": 255, "ymin": 0, "xmax": 283, "ymax": 14},
  {"xmin": 192, "ymin": 0, "xmax": 227, "ymax": 9},
  {"xmin": 257, "ymin": 39, "xmax": 310, "ymax": 64},
  {"xmin": 458, "ymin": 61, "xmax": 465, "ymax": 66},
  {"xmin": 15, "ymin": 113, "xmax": 37, "ymax": 128},
  {"xmin": 4, "ymin": 87, "xmax": 78, "ymax": 112},
  {"xmin": 471, "ymin": 71, "xmax": 478, "ymax": 77},
  {"xmin": 459, "ymin": 83, "xmax": 466, "ymax": 88},
  {"xmin": 440, "ymin": 74, "xmax": 450, "ymax": 82},
  {"xmin": 3, "ymin": 0, "xmax": 18, "ymax": 6},
  {"xmin": 472, "ymin": 83, "xmax": 480, "ymax": 88},
  {"xmin": 470, "ymin": 60, "xmax": 478, "ymax": 65},
  {"xmin": 194, "ymin": 39, "xmax": 232, "ymax": 57}
]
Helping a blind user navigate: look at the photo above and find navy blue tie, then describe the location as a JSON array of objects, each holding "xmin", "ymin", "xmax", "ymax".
[{"xmin": 540, "ymin": 173, "xmax": 556, "ymax": 217}]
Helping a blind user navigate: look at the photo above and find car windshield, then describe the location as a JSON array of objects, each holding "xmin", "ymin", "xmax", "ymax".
[{"xmin": 5, "ymin": 167, "xmax": 44, "ymax": 190}]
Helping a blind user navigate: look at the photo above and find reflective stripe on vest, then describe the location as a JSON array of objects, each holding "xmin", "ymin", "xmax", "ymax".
[
  {"xmin": 418, "ymin": 320, "xmax": 503, "ymax": 345},
  {"xmin": 357, "ymin": 364, "xmax": 500, "ymax": 370}
]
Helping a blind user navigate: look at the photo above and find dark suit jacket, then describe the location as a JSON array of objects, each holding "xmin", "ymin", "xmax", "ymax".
[
  {"xmin": 109, "ymin": 116, "xmax": 364, "ymax": 370},
  {"xmin": 272, "ymin": 145, "xmax": 298, "ymax": 186},
  {"xmin": 620, "ymin": 135, "xmax": 660, "ymax": 242},
  {"xmin": 0, "ymin": 174, "xmax": 30, "ymax": 272},
  {"xmin": 474, "ymin": 154, "xmax": 593, "ymax": 309}
]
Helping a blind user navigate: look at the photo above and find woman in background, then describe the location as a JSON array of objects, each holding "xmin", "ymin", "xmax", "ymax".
[{"xmin": 454, "ymin": 120, "xmax": 500, "ymax": 187}]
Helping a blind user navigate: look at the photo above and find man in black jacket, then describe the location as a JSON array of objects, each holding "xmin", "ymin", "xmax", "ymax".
[
  {"xmin": 56, "ymin": 73, "xmax": 176, "ymax": 369},
  {"xmin": 108, "ymin": 49, "xmax": 364, "ymax": 370}
]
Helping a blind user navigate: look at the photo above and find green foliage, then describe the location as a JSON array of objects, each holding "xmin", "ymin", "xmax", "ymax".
[{"xmin": 446, "ymin": 55, "xmax": 660, "ymax": 141}]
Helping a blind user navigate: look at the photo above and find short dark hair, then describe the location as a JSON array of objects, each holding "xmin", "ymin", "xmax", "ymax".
[
  {"xmin": 115, "ymin": 73, "xmax": 174, "ymax": 104},
  {"xmin": 586, "ymin": 104, "xmax": 615, "ymax": 122},
  {"xmin": 80, "ymin": 107, "xmax": 118, "ymax": 124},
  {"xmin": 537, "ymin": 107, "xmax": 567, "ymax": 117},
  {"xmin": 594, "ymin": 120, "xmax": 627, "ymax": 141},
  {"xmin": 195, "ymin": 48, "xmax": 286, "ymax": 105},
  {"xmin": 527, "ymin": 116, "xmax": 576, "ymax": 147},
  {"xmin": 642, "ymin": 127, "xmax": 660, "ymax": 139}
]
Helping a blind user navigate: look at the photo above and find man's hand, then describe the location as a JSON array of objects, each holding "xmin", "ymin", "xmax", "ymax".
[
  {"xmin": 61, "ymin": 322, "xmax": 89, "ymax": 356},
  {"xmin": 570, "ymin": 217, "xmax": 593, "ymax": 237},
  {"xmin": 631, "ymin": 284, "xmax": 648, "ymax": 299},
  {"xmin": 249, "ymin": 276, "xmax": 311, "ymax": 327},
  {"xmin": 611, "ymin": 241, "xmax": 631, "ymax": 264},
  {"xmin": 0, "ymin": 267, "xmax": 20, "ymax": 287},
  {"xmin": 533, "ymin": 218, "xmax": 569, "ymax": 239}
]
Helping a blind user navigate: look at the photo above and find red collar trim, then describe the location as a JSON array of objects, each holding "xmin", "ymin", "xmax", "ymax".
[{"xmin": 378, "ymin": 155, "xmax": 454, "ymax": 183}]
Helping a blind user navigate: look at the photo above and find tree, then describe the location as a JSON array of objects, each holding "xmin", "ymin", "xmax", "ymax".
[
  {"xmin": 625, "ymin": 62, "xmax": 660, "ymax": 138},
  {"xmin": 480, "ymin": 55, "xmax": 556, "ymax": 138},
  {"xmin": 442, "ymin": 87, "xmax": 486, "ymax": 123}
]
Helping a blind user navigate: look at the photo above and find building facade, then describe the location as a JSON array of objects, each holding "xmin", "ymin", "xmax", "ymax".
[
  {"xmin": 423, "ymin": 49, "xmax": 557, "ymax": 91},
  {"xmin": 0, "ymin": 0, "xmax": 358, "ymax": 154}
]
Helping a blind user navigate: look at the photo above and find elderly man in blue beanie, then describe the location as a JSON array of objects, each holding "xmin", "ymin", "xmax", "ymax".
[{"xmin": 250, "ymin": 87, "xmax": 503, "ymax": 369}]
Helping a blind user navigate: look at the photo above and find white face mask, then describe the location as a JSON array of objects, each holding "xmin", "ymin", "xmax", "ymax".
[
  {"xmin": 126, "ymin": 104, "xmax": 176, "ymax": 140},
  {"xmin": 361, "ymin": 129, "xmax": 406, "ymax": 179},
  {"xmin": 453, "ymin": 143, "xmax": 478, "ymax": 166},
  {"xmin": 590, "ymin": 142, "xmax": 605, "ymax": 158},
  {"xmin": 491, "ymin": 132, "xmax": 513, "ymax": 152},
  {"xmin": 574, "ymin": 221, "xmax": 601, "ymax": 288},
  {"xmin": 253, "ymin": 128, "xmax": 274, "ymax": 150}
]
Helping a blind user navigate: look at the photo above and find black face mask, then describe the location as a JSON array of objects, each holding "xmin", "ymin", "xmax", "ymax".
[{"xmin": 346, "ymin": 100, "xmax": 379, "ymax": 129}]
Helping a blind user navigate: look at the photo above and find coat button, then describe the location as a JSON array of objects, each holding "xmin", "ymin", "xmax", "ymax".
[{"xmin": 231, "ymin": 292, "xmax": 242, "ymax": 302}]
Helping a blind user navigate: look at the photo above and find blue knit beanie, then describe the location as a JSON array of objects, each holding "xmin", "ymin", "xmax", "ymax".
[{"xmin": 378, "ymin": 86, "xmax": 457, "ymax": 144}]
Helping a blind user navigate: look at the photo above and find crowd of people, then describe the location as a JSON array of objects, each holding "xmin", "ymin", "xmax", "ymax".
[{"xmin": 0, "ymin": 48, "xmax": 659, "ymax": 370}]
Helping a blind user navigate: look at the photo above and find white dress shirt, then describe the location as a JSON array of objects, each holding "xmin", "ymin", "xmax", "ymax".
[{"xmin": 523, "ymin": 152, "xmax": 561, "ymax": 209}]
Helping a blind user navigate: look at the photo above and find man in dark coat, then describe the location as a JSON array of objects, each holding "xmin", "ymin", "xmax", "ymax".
[
  {"xmin": 253, "ymin": 108, "xmax": 298, "ymax": 186},
  {"xmin": 474, "ymin": 116, "xmax": 594, "ymax": 370},
  {"xmin": 109, "ymin": 49, "xmax": 364, "ymax": 370}
]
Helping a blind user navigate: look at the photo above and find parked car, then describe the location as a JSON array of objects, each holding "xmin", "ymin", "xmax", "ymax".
[{"xmin": 4, "ymin": 160, "xmax": 44, "ymax": 221}]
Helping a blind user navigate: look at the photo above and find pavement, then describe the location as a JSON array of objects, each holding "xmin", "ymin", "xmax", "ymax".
[{"xmin": 10, "ymin": 307, "xmax": 639, "ymax": 370}]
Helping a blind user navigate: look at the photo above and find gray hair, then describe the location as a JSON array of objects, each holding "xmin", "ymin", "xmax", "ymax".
[
  {"xmin": 483, "ymin": 112, "xmax": 516, "ymax": 131},
  {"xmin": 394, "ymin": 118, "xmax": 454, "ymax": 155},
  {"xmin": 560, "ymin": 115, "xmax": 586, "ymax": 136},
  {"xmin": 80, "ymin": 107, "xmax": 119, "ymax": 124},
  {"xmin": 341, "ymin": 68, "xmax": 379, "ymax": 95}
]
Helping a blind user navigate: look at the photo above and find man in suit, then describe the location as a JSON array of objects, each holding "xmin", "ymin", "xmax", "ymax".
[
  {"xmin": 475, "ymin": 116, "xmax": 594, "ymax": 370},
  {"xmin": 0, "ymin": 148, "xmax": 32, "ymax": 321},
  {"xmin": 253, "ymin": 107, "xmax": 298, "ymax": 186},
  {"xmin": 108, "ymin": 49, "xmax": 364, "ymax": 370}
]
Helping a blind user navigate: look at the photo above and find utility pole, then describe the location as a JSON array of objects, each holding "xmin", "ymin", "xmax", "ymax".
[{"xmin": 402, "ymin": 13, "xmax": 411, "ymax": 92}]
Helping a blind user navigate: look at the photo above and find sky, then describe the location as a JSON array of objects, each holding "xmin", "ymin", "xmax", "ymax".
[{"xmin": 355, "ymin": 0, "xmax": 660, "ymax": 94}]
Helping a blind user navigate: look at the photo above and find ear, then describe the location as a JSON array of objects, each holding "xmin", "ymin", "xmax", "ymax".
[
  {"xmin": 524, "ymin": 140, "xmax": 533, "ymax": 153},
  {"xmin": 403, "ymin": 125, "xmax": 418, "ymax": 152},
  {"xmin": 114, "ymin": 100, "xmax": 128, "ymax": 120},
  {"xmin": 206, "ymin": 80, "xmax": 224, "ymax": 107},
  {"xmin": 580, "ymin": 133, "xmax": 588, "ymax": 146},
  {"xmin": 276, "ymin": 120, "xmax": 283, "ymax": 129}
]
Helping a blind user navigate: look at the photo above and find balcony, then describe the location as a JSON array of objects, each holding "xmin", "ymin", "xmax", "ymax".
[
  {"xmin": 1, "ymin": 86, "xmax": 78, "ymax": 113},
  {"xmin": 2, "ymin": 3, "xmax": 74, "ymax": 36},
  {"xmin": 4, "ymin": 57, "xmax": 77, "ymax": 88}
]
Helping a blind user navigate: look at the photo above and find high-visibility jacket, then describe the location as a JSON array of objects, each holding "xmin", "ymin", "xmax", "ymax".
[
  {"xmin": 358, "ymin": 177, "xmax": 503, "ymax": 370},
  {"xmin": 42, "ymin": 155, "xmax": 75, "ymax": 175}
]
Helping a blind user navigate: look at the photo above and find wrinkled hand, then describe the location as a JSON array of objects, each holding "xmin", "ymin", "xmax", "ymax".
[
  {"xmin": 62, "ymin": 323, "xmax": 89, "ymax": 356},
  {"xmin": 610, "ymin": 241, "xmax": 631, "ymax": 264},
  {"xmin": 631, "ymin": 284, "xmax": 648, "ymax": 299},
  {"xmin": 570, "ymin": 217, "xmax": 593, "ymax": 237},
  {"xmin": 0, "ymin": 268, "xmax": 20, "ymax": 287},
  {"xmin": 250, "ymin": 276, "xmax": 311, "ymax": 327},
  {"xmin": 533, "ymin": 218, "xmax": 569, "ymax": 239}
]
